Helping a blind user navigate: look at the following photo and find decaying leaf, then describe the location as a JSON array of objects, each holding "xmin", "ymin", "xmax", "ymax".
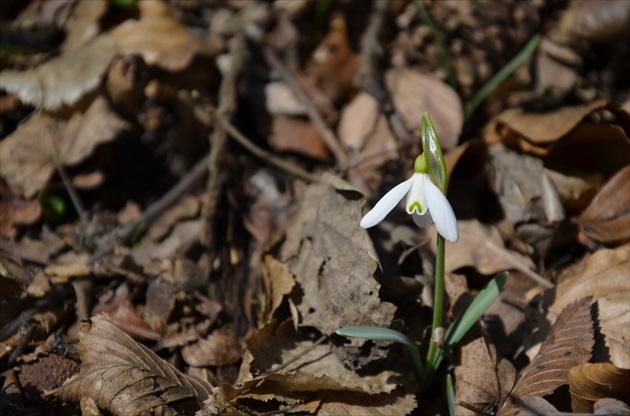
[
  {"xmin": 279, "ymin": 175, "xmax": 396, "ymax": 336},
  {"xmin": 269, "ymin": 116, "xmax": 329, "ymax": 161},
  {"xmin": 239, "ymin": 319, "xmax": 408, "ymax": 395},
  {"xmin": 568, "ymin": 362, "xmax": 630, "ymax": 413},
  {"xmin": 61, "ymin": 0, "xmax": 108, "ymax": 52},
  {"xmin": 576, "ymin": 165, "xmax": 630, "ymax": 244},
  {"xmin": 0, "ymin": 96, "xmax": 129, "ymax": 198},
  {"xmin": 485, "ymin": 99, "xmax": 608, "ymax": 148},
  {"xmin": 260, "ymin": 256, "xmax": 295, "ymax": 324},
  {"xmin": 0, "ymin": 182, "xmax": 42, "ymax": 238},
  {"xmin": 181, "ymin": 331, "xmax": 242, "ymax": 367},
  {"xmin": 56, "ymin": 314, "xmax": 213, "ymax": 416},
  {"xmin": 108, "ymin": 0, "xmax": 201, "ymax": 72},
  {"xmin": 550, "ymin": 246, "xmax": 630, "ymax": 368},
  {"xmin": 210, "ymin": 319, "xmax": 416, "ymax": 415},
  {"xmin": 0, "ymin": 35, "xmax": 116, "ymax": 111},
  {"xmin": 385, "ymin": 68, "xmax": 463, "ymax": 150},
  {"xmin": 428, "ymin": 220, "xmax": 551, "ymax": 288},
  {"xmin": 455, "ymin": 336, "xmax": 517, "ymax": 416},
  {"xmin": 498, "ymin": 297, "xmax": 594, "ymax": 416}
]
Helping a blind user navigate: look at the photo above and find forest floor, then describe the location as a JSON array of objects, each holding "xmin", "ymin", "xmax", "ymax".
[{"xmin": 0, "ymin": 0, "xmax": 629, "ymax": 415}]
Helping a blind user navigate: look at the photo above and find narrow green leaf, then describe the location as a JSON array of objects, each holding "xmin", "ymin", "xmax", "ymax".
[
  {"xmin": 444, "ymin": 271, "xmax": 508, "ymax": 350},
  {"xmin": 429, "ymin": 272, "xmax": 508, "ymax": 373}
]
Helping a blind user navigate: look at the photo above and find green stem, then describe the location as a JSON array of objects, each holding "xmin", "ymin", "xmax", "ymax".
[
  {"xmin": 464, "ymin": 34, "xmax": 541, "ymax": 121},
  {"xmin": 422, "ymin": 232, "xmax": 446, "ymax": 393},
  {"xmin": 414, "ymin": 0, "xmax": 457, "ymax": 89}
]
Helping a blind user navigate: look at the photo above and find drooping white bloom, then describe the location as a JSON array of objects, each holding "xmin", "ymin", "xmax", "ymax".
[{"xmin": 360, "ymin": 171, "xmax": 459, "ymax": 243}]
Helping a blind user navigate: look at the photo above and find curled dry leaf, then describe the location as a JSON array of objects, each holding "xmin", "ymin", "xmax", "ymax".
[
  {"xmin": 260, "ymin": 255, "xmax": 295, "ymax": 325},
  {"xmin": 109, "ymin": 0, "xmax": 200, "ymax": 72},
  {"xmin": 0, "ymin": 35, "xmax": 116, "ymax": 111},
  {"xmin": 568, "ymin": 362, "xmax": 630, "ymax": 413},
  {"xmin": 487, "ymin": 99, "xmax": 608, "ymax": 146},
  {"xmin": 550, "ymin": 246, "xmax": 630, "ymax": 368},
  {"xmin": 0, "ymin": 96, "xmax": 129, "ymax": 198},
  {"xmin": 56, "ymin": 314, "xmax": 213, "ymax": 416},
  {"xmin": 576, "ymin": 165, "xmax": 630, "ymax": 244},
  {"xmin": 498, "ymin": 297, "xmax": 594, "ymax": 416},
  {"xmin": 385, "ymin": 68, "xmax": 463, "ymax": 150}
]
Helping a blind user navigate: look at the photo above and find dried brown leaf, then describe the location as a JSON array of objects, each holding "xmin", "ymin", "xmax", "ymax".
[
  {"xmin": 181, "ymin": 331, "xmax": 242, "ymax": 367},
  {"xmin": 455, "ymin": 336, "xmax": 517, "ymax": 416},
  {"xmin": 108, "ymin": 0, "xmax": 200, "ymax": 72},
  {"xmin": 0, "ymin": 35, "xmax": 116, "ymax": 111},
  {"xmin": 569, "ymin": 362, "xmax": 630, "ymax": 413},
  {"xmin": 260, "ymin": 256, "xmax": 295, "ymax": 324},
  {"xmin": 0, "ymin": 181, "xmax": 42, "ymax": 238},
  {"xmin": 491, "ymin": 99, "xmax": 609, "ymax": 145},
  {"xmin": 498, "ymin": 297, "xmax": 594, "ymax": 416},
  {"xmin": 61, "ymin": 0, "xmax": 108, "ymax": 52},
  {"xmin": 576, "ymin": 165, "xmax": 630, "ymax": 244},
  {"xmin": 0, "ymin": 96, "xmax": 129, "ymax": 198},
  {"xmin": 428, "ymin": 220, "xmax": 550, "ymax": 287},
  {"xmin": 385, "ymin": 68, "xmax": 462, "ymax": 150},
  {"xmin": 56, "ymin": 314, "xmax": 213, "ymax": 416},
  {"xmin": 594, "ymin": 398, "xmax": 630, "ymax": 415},
  {"xmin": 550, "ymin": 246, "xmax": 630, "ymax": 368},
  {"xmin": 544, "ymin": 123, "xmax": 630, "ymax": 178},
  {"xmin": 307, "ymin": 16, "xmax": 358, "ymax": 103},
  {"xmin": 269, "ymin": 116, "xmax": 329, "ymax": 161},
  {"xmin": 279, "ymin": 175, "xmax": 395, "ymax": 336},
  {"xmin": 238, "ymin": 319, "xmax": 407, "ymax": 395}
]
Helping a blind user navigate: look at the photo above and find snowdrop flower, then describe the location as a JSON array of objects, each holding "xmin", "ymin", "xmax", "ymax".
[{"xmin": 360, "ymin": 154, "xmax": 459, "ymax": 242}]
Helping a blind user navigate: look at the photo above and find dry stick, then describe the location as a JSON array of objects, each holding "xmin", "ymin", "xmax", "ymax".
[
  {"xmin": 263, "ymin": 47, "xmax": 370, "ymax": 193},
  {"xmin": 202, "ymin": 30, "xmax": 246, "ymax": 262},
  {"xmin": 354, "ymin": 0, "xmax": 415, "ymax": 152},
  {"xmin": 216, "ymin": 113, "xmax": 320, "ymax": 183},
  {"xmin": 263, "ymin": 46, "xmax": 347, "ymax": 165},
  {"xmin": 87, "ymin": 155, "xmax": 210, "ymax": 265},
  {"xmin": 354, "ymin": 0, "xmax": 389, "ymax": 88}
]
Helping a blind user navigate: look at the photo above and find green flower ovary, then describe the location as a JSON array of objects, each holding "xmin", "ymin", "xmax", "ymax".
[{"xmin": 414, "ymin": 154, "xmax": 428, "ymax": 174}]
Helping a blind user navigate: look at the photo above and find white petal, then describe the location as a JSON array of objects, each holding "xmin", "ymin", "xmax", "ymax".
[
  {"xmin": 360, "ymin": 176, "xmax": 414, "ymax": 228},
  {"xmin": 405, "ymin": 173, "xmax": 428, "ymax": 215},
  {"xmin": 424, "ymin": 178, "xmax": 459, "ymax": 242},
  {"xmin": 412, "ymin": 211, "xmax": 434, "ymax": 228}
]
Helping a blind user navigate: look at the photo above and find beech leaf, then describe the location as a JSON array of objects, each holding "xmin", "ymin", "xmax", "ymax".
[
  {"xmin": 56, "ymin": 314, "xmax": 213, "ymax": 416},
  {"xmin": 498, "ymin": 297, "xmax": 594, "ymax": 416}
]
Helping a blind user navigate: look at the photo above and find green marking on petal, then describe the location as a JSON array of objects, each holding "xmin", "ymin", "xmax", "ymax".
[{"xmin": 408, "ymin": 201, "xmax": 422, "ymax": 214}]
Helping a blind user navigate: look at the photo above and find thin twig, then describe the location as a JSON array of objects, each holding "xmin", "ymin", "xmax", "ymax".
[
  {"xmin": 216, "ymin": 113, "xmax": 321, "ymax": 183},
  {"xmin": 354, "ymin": 0, "xmax": 389, "ymax": 88},
  {"xmin": 87, "ymin": 154, "xmax": 210, "ymax": 265},
  {"xmin": 56, "ymin": 164, "xmax": 87, "ymax": 221},
  {"xmin": 202, "ymin": 29, "xmax": 247, "ymax": 261},
  {"xmin": 263, "ymin": 46, "xmax": 348, "ymax": 166},
  {"xmin": 263, "ymin": 46, "xmax": 370, "ymax": 193}
]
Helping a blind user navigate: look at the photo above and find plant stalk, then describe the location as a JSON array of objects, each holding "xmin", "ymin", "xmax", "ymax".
[{"xmin": 422, "ymin": 232, "xmax": 446, "ymax": 393}]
